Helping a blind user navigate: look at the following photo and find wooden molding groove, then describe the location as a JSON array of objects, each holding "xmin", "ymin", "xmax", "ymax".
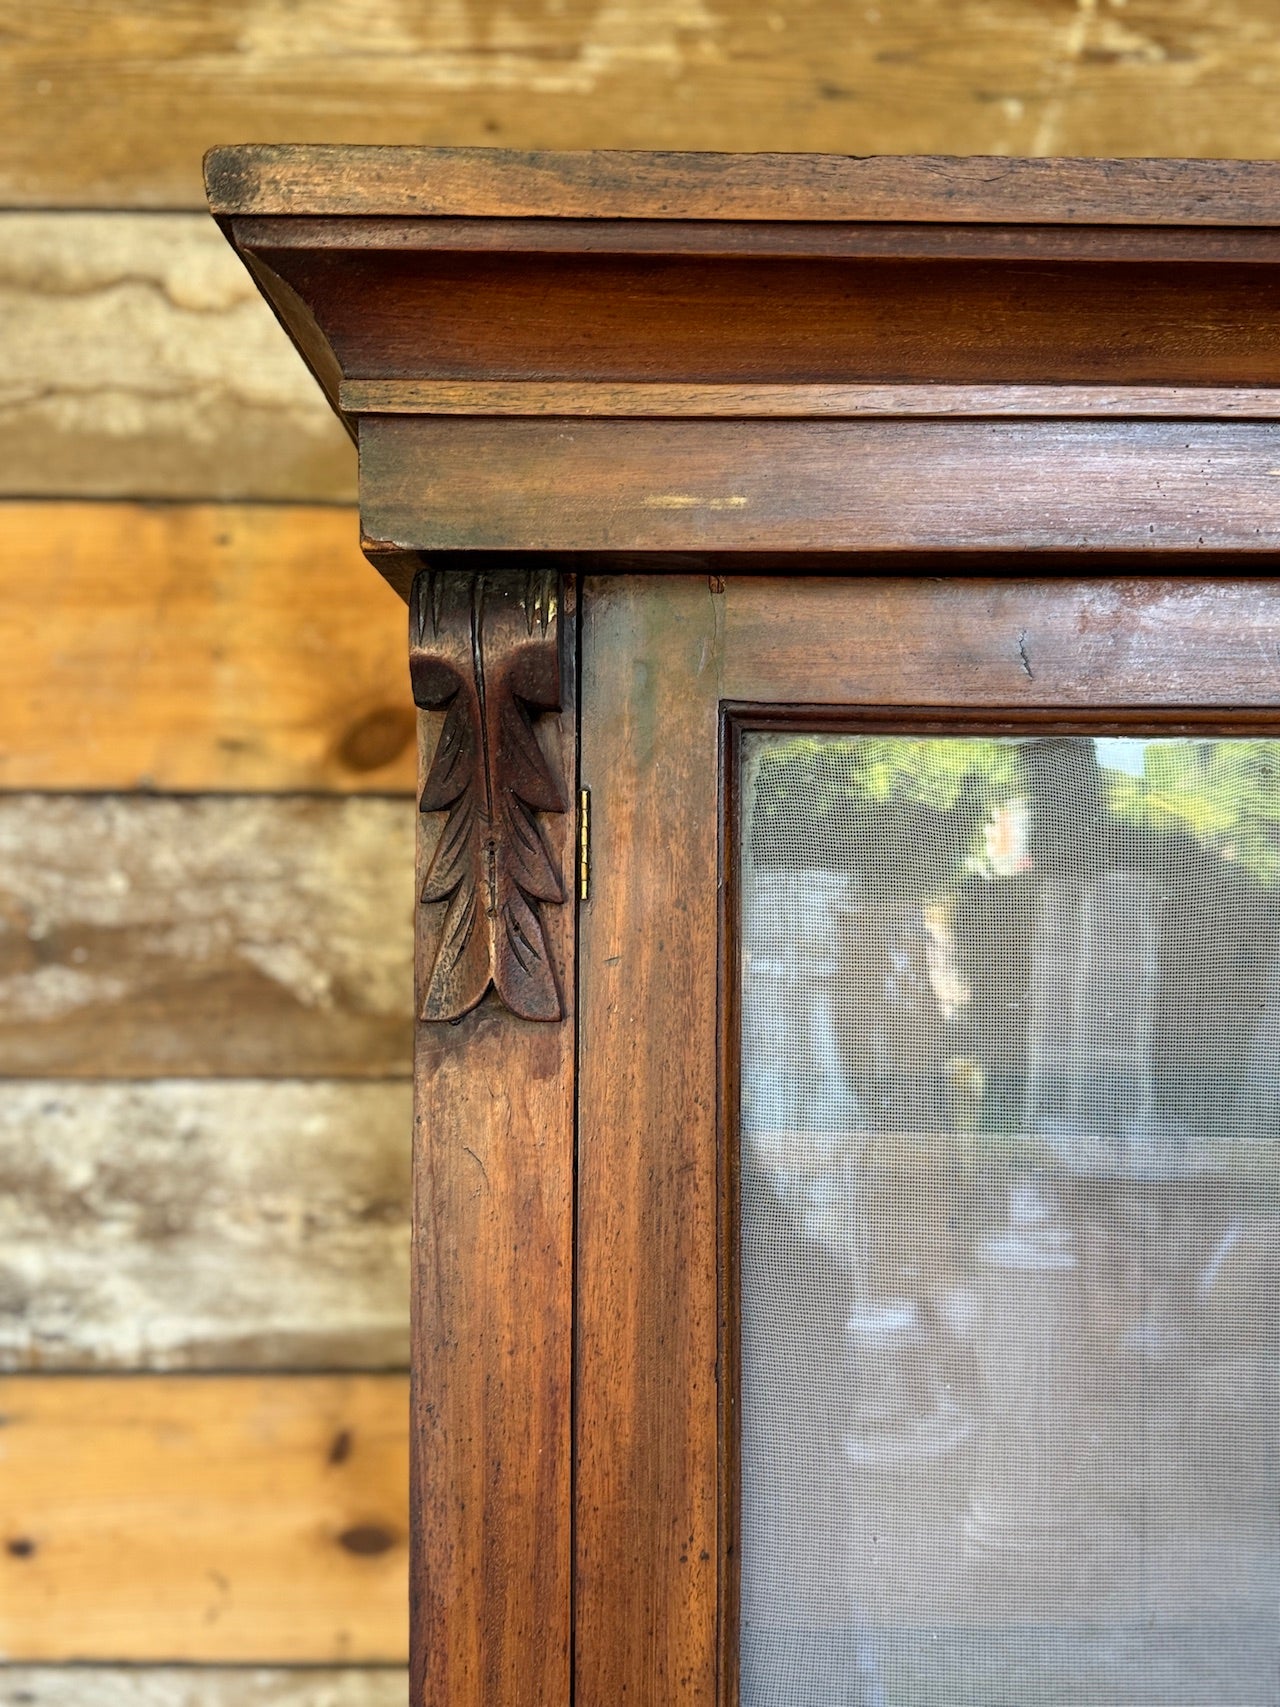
[
  {"xmin": 342, "ymin": 380, "xmax": 1280, "ymax": 420},
  {"xmin": 410, "ymin": 569, "xmax": 566, "ymax": 1022}
]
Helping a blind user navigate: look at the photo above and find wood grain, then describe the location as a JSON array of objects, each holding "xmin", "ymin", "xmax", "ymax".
[
  {"xmin": 1, "ymin": 503, "xmax": 414, "ymax": 794},
  {"xmin": 0, "ymin": 1080, "xmax": 410, "ymax": 1372},
  {"xmin": 410, "ymin": 569, "xmax": 566, "ymax": 1022},
  {"xmin": 0, "ymin": 216, "xmax": 352, "ymax": 501},
  {"xmin": 410, "ymin": 581, "xmax": 576, "ymax": 1707},
  {"xmin": 0, "ymin": 1374, "xmax": 408, "ymax": 1662},
  {"xmin": 10, "ymin": 2, "xmax": 1280, "ymax": 207},
  {"xmin": 718, "ymin": 575, "xmax": 1280, "ymax": 708},
  {"xmin": 342, "ymin": 379, "xmax": 1280, "ymax": 419},
  {"xmin": 576, "ymin": 576, "xmax": 722, "ymax": 1706},
  {"xmin": 0, "ymin": 795, "xmax": 414, "ymax": 1078},
  {"xmin": 210, "ymin": 146, "xmax": 1280, "ymax": 225},
  {"xmin": 249, "ymin": 245, "xmax": 1280, "ymax": 390},
  {"xmin": 360, "ymin": 416, "xmax": 1280, "ymax": 557},
  {"xmin": 573, "ymin": 573, "xmax": 1280, "ymax": 1705},
  {"xmin": 0, "ymin": 1672, "xmax": 406, "ymax": 1707}
]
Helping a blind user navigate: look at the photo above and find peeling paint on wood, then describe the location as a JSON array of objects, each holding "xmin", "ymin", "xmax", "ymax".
[
  {"xmin": 0, "ymin": 215, "xmax": 353, "ymax": 500},
  {"xmin": 0, "ymin": 796, "xmax": 415, "ymax": 1076},
  {"xmin": 0, "ymin": 1080, "xmax": 410, "ymax": 1371},
  {"xmin": 0, "ymin": 1671, "xmax": 406, "ymax": 1707},
  {"xmin": 7, "ymin": 1, "xmax": 1280, "ymax": 208}
]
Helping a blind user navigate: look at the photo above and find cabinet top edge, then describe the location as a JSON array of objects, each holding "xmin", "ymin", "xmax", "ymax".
[{"xmin": 204, "ymin": 146, "xmax": 1280, "ymax": 228}]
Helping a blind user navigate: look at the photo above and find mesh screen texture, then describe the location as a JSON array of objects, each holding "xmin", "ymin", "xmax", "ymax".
[{"xmin": 739, "ymin": 734, "xmax": 1280, "ymax": 1707}]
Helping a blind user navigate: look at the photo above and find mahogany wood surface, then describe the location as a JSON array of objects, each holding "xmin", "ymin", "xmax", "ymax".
[
  {"xmin": 360, "ymin": 418, "xmax": 1280, "ymax": 559},
  {"xmin": 577, "ymin": 571, "xmax": 1280, "ymax": 1707},
  {"xmin": 410, "ymin": 571, "xmax": 566, "ymax": 1022},
  {"xmin": 717, "ymin": 576, "xmax": 1280, "ymax": 708},
  {"xmin": 208, "ymin": 150, "xmax": 1280, "ymax": 588},
  {"xmin": 203, "ymin": 152, "xmax": 1280, "ymax": 1707},
  {"xmin": 206, "ymin": 148, "xmax": 1280, "ymax": 226},
  {"xmin": 341, "ymin": 381, "xmax": 1280, "ymax": 419},
  {"xmin": 409, "ymin": 577, "xmax": 577, "ymax": 1707},
  {"xmin": 576, "ymin": 575, "xmax": 724, "ymax": 1706},
  {"xmin": 232, "ymin": 217, "xmax": 1280, "ymax": 263},
  {"xmin": 243, "ymin": 247, "xmax": 1280, "ymax": 388}
]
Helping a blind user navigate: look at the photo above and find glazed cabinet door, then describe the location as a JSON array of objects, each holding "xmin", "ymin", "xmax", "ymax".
[{"xmin": 575, "ymin": 574, "xmax": 1280, "ymax": 1707}]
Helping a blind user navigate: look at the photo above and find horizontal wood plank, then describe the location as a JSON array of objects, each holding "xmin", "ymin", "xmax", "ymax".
[
  {"xmin": 0, "ymin": 1080, "xmax": 410, "ymax": 1371},
  {"xmin": 8, "ymin": 2, "xmax": 1280, "ymax": 207},
  {"xmin": 0, "ymin": 1374, "xmax": 408, "ymax": 1662},
  {"xmin": 0, "ymin": 1670, "xmax": 406, "ymax": 1707},
  {"xmin": 0, "ymin": 216, "xmax": 353, "ymax": 502},
  {"xmin": 210, "ymin": 146, "xmax": 1280, "ymax": 225},
  {"xmin": 360, "ymin": 416, "xmax": 1280, "ymax": 556},
  {"xmin": 0, "ymin": 796, "xmax": 414, "ymax": 1078},
  {"xmin": 0, "ymin": 503, "xmax": 413, "ymax": 793},
  {"xmin": 720, "ymin": 574, "xmax": 1280, "ymax": 707}
]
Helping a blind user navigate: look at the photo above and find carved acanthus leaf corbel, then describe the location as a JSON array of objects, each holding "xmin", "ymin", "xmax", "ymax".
[{"xmin": 409, "ymin": 569, "xmax": 565, "ymax": 1022}]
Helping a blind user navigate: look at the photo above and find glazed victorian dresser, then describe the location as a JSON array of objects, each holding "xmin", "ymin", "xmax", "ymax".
[{"xmin": 209, "ymin": 149, "xmax": 1280, "ymax": 1707}]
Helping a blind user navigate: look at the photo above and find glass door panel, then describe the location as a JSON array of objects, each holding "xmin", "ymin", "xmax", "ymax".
[{"xmin": 739, "ymin": 732, "xmax": 1280, "ymax": 1707}]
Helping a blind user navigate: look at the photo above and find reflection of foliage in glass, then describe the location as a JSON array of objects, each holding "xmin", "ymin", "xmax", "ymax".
[
  {"xmin": 1108, "ymin": 740, "xmax": 1280, "ymax": 886},
  {"xmin": 750, "ymin": 736, "xmax": 1017, "ymax": 894},
  {"xmin": 754, "ymin": 735, "xmax": 1015, "ymax": 814},
  {"xmin": 752, "ymin": 735, "xmax": 1280, "ymax": 892}
]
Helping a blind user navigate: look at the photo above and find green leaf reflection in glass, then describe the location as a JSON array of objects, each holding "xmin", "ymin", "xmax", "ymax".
[
  {"xmin": 1108, "ymin": 739, "xmax": 1280, "ymax": 885},
  {"xmin": 751, "ymin": 734, "xmax": 1280, "ymax": 891}
]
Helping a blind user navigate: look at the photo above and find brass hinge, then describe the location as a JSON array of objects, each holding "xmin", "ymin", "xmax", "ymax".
[{"xmin": 578, "ymin": 787, "xmax": 591, "ymax": 902}]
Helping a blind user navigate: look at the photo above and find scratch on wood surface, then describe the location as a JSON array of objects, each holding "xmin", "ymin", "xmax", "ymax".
[{"xmin": 643, "ymin": 493, "xmax": 747, "ymax": 510}]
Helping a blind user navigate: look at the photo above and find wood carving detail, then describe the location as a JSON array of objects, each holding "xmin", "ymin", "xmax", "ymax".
[{"xmin": 409, "ymin": 569, "xmax": 565, "ymax": 1022}]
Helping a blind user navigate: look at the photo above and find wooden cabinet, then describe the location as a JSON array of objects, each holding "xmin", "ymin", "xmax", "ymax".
[{"xmin": 210, "ymin": 150, "xmax": 1280, "ymax": 1707}]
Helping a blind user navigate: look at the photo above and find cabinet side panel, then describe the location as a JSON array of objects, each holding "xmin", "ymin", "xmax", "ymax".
[
  {"xmin": 410, "ymin": 579, "xmax": 576, "ymax": 1707},
  {"xmin": 576, "ymin": 575, "xmax": 725, "ymax": 1705}
]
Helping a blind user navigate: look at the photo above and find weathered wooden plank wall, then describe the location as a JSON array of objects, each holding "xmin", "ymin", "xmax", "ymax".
[
  {"xmin": 6, "ymin": 0, "xmax": 1280, "ymax": 207},
  {"xmin": 0, "ymin": 1375, "xmax": 408, "ymax": 1659},
  {"xmin": 1, "ymin": 2, "xmax": 1276, "ymax": 1701},
  {"xmin": 0, "ymin": 795, "xmax": 414, "ymax": 1076},
  {"xmin": 0, "ymin": 218, "xmax": 354, "ymax": 500},
  {"xmin": 0, "ymin": 1675, "xmax": 405, "ymax": 1707},
  {"xmin": 3, "ymin": 506, "xmax": 410, "ymax": 790},
  {"xmin": 0, "ymin": 1081, "xmax": 411, "ymax": 1369}
]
